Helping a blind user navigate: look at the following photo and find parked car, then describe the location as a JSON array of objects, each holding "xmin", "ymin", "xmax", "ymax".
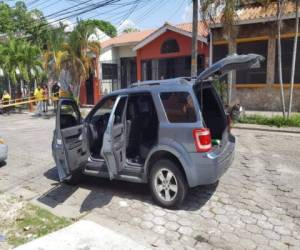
[
  {"xmin": 0, "ymin": 136, "xmax": 8, "ymax": 163},
  {"xmin": 52, "ymin": 54, "xmax": 263, "ymax": 208}
]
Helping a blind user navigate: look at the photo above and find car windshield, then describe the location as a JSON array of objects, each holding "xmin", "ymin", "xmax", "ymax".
[{"xmin": 93, "ymin": 97, "xmax": 116, "ymax": 117}]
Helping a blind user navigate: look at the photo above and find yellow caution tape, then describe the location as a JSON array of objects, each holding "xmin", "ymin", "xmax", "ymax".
[{"xmin": 0, "ymin": 96, "xmax": 59, "ymax": 108}]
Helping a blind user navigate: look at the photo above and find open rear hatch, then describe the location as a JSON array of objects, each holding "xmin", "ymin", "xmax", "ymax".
[{"xmin": 193, "ymin": 53, "xmax": 264, "ymax": 147}]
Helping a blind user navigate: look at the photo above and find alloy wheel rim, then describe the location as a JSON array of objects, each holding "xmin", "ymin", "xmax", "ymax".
[{"xmin": 154, "ymin": 168, "xmax": 178, "ymax": 202}]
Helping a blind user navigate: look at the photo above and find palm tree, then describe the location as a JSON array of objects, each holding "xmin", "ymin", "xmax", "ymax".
[
  {"xmin": 42, "ymin": 24, "xmax": 66, "ymax": 81},
  {"xmin": 288, "ymin": 0, "xmax": 299, "ymax": 117},
  {"xmin": 47, "ymin": 21, "xmax": 101, "ymax": 102},
  {"xmin": 0, "ymin": 38, "xmax": 42, "ymax": 97},
  {"xmin": 0, "ymin": 39, "xmax": 22, "ymax": 97}
]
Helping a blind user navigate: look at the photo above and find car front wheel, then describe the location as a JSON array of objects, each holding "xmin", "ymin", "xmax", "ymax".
[{"xmin": 149, "ymin": 159, "xmax": 188, "ymax": 208}]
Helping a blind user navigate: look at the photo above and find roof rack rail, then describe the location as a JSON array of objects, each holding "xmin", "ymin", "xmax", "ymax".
[
  {"xmin": 130, "ymin": 81, "xmax": 160, "ymax": 88},
  {"xmin": 130, "ymin": 77, "xmax": 191, "ymax": 88}
]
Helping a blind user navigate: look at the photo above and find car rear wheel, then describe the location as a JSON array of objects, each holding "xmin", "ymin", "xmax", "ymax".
[{"xmin": 149, "ymin": 159, "xmax": 188, "ymax": 208}]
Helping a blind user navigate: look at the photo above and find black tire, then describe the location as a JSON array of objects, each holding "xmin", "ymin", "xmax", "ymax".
[{"xmin": 149, "ymin": 159, "xmax": 188, "ymax": 208}]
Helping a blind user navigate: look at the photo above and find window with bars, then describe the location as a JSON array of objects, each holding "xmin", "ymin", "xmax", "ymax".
[
  {"xmin": 213, "ymin": 44, "xmax": 228, "ymax": 63},
  {"xmin": 102, "ymin": 63, "xmax": 118, "ymax": 80},
  {"xmin": 236, "ymin": 40, "xmax": 268, "ymax": 84},
  {"xmin": 275, "ymin": 38, "xmax": 300, "ymax": 84}
]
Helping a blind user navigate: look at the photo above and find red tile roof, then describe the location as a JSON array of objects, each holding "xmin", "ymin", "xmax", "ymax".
[
  {"xmin": 175, "ymin": 21, "xmax": 208, "ymax": 37},
  {"xmin": 101, "ymin": 29, "xmax": 154, "ymax": 49},
  {"xmin": 101, "ymin": 21, "xmax": 208, "ymax": 49},
  {"xmin": 215, "ymin": 1, "xmax": 298, "ymax": 25}
]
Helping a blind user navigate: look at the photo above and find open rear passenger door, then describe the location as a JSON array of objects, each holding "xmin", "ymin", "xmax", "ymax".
[
  {"xmin": 101, "ymin": 95, "xmax": 128, "ymax": 179},
  {"xmin": 52, "ymin": 98, "xmax": 89, "ymax": 181}
]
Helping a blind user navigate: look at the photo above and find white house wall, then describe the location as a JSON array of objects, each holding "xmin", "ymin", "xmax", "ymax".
[{"xmin": 117, "ymin": 45, "xmax": 136, "ymax": 58}]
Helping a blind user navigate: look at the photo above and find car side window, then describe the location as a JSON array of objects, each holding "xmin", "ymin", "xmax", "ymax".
[
  {"xmin": 60, "ymin": 101, "xmax": 81, "ymax": 129},
  {"xmin": 113, "ymin": 96, "xmax": 127, "ymax": 125},
  {"xmin": 160, "ymin": 92, "xmax": 197, "ymax": 123}
]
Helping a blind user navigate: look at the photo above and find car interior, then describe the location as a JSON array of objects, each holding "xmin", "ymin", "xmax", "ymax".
[
  {"xmin": 86, "ymin": 93, "xmax": 159, "ymax": 166},
  {"xmin": 125, "ymin": 93, "xmax": 159, "ymax": 166},
  {"xmin": 194, "ymin": 83, "xmax": 227, "ymax": 140},
  {"xmin": 87, "ymin": 97, "xmax": 116, "ymax": 158},
  {"xmin": 60, "ymin": 105, "xmax": 80, "ymax": 129}
]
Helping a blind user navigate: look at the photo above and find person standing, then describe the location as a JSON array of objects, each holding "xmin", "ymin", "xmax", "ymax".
[
  {"xmin": 34, "ymin": 85, "xmax": 44, "ymax": 116},
  {"xmin": 51, "ymin": 82, "xmax": 60, "ymax": 112},
  {"xmin": 42, "ymin": 84, "xmax": 49, "ymax": 113},
  {"xmin": 1, "ymin": 90, "xmax": 11, "ymax": 115}
]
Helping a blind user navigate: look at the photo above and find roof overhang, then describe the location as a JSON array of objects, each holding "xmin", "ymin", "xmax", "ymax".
[
  {"xmin": 133, "ymin": 24, "xmax": 207, "ymax": 51},
  {"xmin": 210, "ymin": 13, "xmax": 298, "ymax": 28},
  {"xmin": 101, "ymin": 41, "xmax": 138, "ymax": 53}
]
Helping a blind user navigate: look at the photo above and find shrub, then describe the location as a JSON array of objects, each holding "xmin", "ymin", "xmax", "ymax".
[{"xmin": 238, "ymin": 114, "xmax": 300, "ymax": 128}]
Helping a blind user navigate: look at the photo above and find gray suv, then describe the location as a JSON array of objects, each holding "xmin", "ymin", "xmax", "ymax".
[{"xmin": 52, "ymin": 54, "xmax": 263, "ymax": 208}]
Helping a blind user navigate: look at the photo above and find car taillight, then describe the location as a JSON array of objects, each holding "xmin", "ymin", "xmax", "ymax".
[{"xmin": 193, "ymin": 128, "xmax": 212, "ymax": 152}]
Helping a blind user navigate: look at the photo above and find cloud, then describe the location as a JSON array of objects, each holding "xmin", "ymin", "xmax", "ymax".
[
  {"xmin": 182, "ymin": 3, "xmax": 193, "ymax": 22},
  {"xmin": 117, "ymin": 19, "xmax": 138, "ymax": 34}
]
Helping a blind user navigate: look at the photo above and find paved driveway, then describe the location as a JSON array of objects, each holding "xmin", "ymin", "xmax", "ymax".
[{"xmin": 0, "ymin": 113, "xmax": 300, "ymax": 250}]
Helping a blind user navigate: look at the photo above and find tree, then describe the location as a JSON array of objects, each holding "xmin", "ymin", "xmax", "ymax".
[
  {"xmin": 47, "ymin": 20, "xmax": 101, "ymax": 102},
  {"xmin": 276, "ymin": 0, "xmax": 286, "ymax": 117},
  {"xmin": 42, "ymin": 24, "xmax": 67, "ymax": 81},
  {"xmin": 122, "ymin": 27, "xmax": 140, "ymax": 33},
  {"xmin": 78, "ymin": 19, "xmax": 117, "ymax": 37},
  {"xmin": 288, "ymin": 0, "xmax": 299, "ymax": 117},
  {"xmin": 0, "ymin": 38, "xmax": 42, "ymax": 97},
  {"xmin": 0, "ymin": 1, "xmax": 48, "ymax": 42}
]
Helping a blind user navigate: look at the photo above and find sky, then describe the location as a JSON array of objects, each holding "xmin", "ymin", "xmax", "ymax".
[{"xmin": 6, "ymin": 0, "xmax": 195, "ymax": 34}]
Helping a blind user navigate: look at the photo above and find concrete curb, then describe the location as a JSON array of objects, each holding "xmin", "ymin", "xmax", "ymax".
[{"xmin": 233, "ymin": 123, "xmax": 300, "ymax": 134}]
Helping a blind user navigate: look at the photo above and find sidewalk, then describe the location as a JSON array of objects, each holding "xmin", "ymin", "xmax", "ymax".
[{"xmin": 15, "ymin": 220, "xmax": 149, "ymax": 250}]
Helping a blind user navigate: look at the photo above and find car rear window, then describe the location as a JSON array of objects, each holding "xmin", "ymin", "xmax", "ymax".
[{"xmin": 160, "ymin": 92, "xmax": 197, "ymax": 123}]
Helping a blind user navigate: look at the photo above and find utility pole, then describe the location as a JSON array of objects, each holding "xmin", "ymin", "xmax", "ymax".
[{"xmin": 191, "ymin": 0, "xmax": 198, "ymax": 77}]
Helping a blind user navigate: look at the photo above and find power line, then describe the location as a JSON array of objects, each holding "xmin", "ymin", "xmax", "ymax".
[
  {"xmin": 24, "ymin": 0, "xmax": 121, "ymax": 32},
  {"xmin": 20, "ymin": 0, "xmax": 143, "ymax": 41}
]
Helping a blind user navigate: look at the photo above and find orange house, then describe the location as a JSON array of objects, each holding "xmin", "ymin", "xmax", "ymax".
[
  {"xmin": 95, "ymin": 22, "xmax": 209, "ymax": 102},
  {"xmin": 133, "ymin": 22, "xmax": 209, "ymax": 81}
]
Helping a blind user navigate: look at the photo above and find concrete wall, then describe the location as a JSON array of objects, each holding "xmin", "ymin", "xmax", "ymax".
[
  {"xmin": 236, "ymin": 87, "xmax": 300, "ymax": 112},
  {"xmin": 118, "ymin": 46, "xmax": 136, "ymax": 58},
  {"xmin": 100, "ymin": 47, "xmax": 119, "ymax": 62}
]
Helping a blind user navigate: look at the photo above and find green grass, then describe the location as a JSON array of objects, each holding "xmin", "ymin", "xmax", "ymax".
[
  {"xmin": 4, "ymin": 204, "xmax": 71, "ymax": 247},
  {"xmin": 238, "ymin": 114, "xmax": 300, "ymax": 128}
]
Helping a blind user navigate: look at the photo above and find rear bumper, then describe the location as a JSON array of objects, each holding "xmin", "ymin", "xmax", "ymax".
[
  {"xmin": 0, "ymin": 144, "xmax": 8, "ymax": 162},
  {"xmin": 188, "ymin": 134, "xmax": 235, "ymax": 187}
]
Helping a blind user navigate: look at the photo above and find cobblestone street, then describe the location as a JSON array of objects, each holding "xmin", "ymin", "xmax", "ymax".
[{"xmin": 0, "ymin": 114, "xmax": 300, "ymax": 249}]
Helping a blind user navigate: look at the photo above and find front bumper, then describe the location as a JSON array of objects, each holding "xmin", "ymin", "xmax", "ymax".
[
  {"xmin": 0, "ymin": 144, "xmax": 8, "ymax": 162},
  {"xmin": 188, "ymin": 134, "xmax": 235, "ymax": 187}
]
